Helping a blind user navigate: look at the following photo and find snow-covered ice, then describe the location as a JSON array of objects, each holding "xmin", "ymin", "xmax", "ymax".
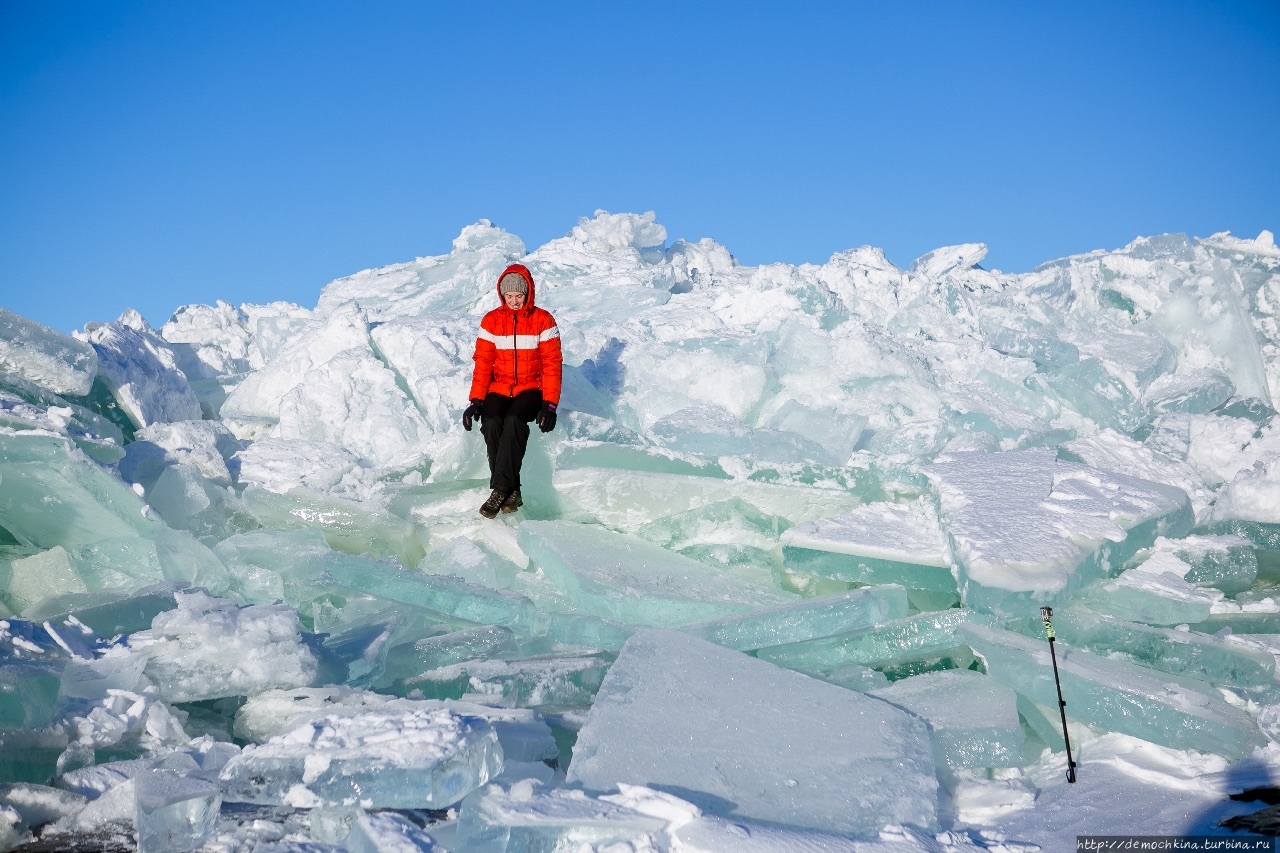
[
  {"xmin": 218, "ymin": 706, "xmax": 501, "ymax": 809},
  {"xmin": 0, "ymin": 308, "xmax": 99, "ymax": 398},
  {"xmin": 77, "ymin": 314, "xmax": 202, "ymax": 429}
]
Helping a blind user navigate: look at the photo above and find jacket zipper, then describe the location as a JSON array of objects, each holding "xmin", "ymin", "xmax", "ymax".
[{"xmin": 511, "ymin": 312, "xmax": 518, "ymax": 397}]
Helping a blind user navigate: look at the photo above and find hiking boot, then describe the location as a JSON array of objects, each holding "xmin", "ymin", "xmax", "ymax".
[
  {"xmin": 479, "ymin": 489, "xmax": 510, "ymax": 519},
  {"xmin": 501, "ymin": 489, "xmax": 523, "ymax": 514}
]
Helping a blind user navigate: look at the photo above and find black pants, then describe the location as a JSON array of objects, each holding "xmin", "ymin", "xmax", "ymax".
[{"xmin": 481, "ymin": 390, "xmax": 542, "ymax": 492}]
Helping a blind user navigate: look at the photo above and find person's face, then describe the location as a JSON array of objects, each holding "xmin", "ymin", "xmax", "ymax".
[{"xmin": 503, "ymin": 290, "xmax": 526, "ymax": 310}]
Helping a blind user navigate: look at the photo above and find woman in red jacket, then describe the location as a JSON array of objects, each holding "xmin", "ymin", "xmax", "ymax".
[{"xmin": 462, "ymin": 263, "xmax": 563, "ymax": 518}]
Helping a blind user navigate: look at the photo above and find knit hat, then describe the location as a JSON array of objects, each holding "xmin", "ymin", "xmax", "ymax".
[{"xmin": 499, "ymin": 272, "xmax": 528, "ymax": 297}]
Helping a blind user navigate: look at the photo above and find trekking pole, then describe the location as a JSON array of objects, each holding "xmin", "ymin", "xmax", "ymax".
[{"xmin": 1040, "ymin": 606, "xmax": 1078, "ymax": 783}]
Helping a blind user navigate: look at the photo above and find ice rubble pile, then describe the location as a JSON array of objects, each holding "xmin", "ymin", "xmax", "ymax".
[{"xmin": 0, "ymin": 213, "xmax": 1279, "ymax": 849}]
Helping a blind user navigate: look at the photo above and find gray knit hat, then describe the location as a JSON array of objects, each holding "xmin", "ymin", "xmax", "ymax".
[{"xmin": 499, "ymin": 272, "xmax": 528, "ymax": 297}]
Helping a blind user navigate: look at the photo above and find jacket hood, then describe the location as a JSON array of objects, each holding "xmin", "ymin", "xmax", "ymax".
[{"xmin": 495, "ymin": 263, "xmax": 536, "ymax": 311}]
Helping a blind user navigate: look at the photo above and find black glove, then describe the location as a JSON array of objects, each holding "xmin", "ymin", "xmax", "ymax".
[
  {"xmin": 462, "ymin": 400, "xmax": 483, "ymax": 431},
  {"xmin": 536, "ymin": 402, "xmax": 557, "ymax": 433}
]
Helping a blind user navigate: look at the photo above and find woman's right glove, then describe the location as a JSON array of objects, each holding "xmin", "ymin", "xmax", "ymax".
[{"xmin": 462, "ymin": 400, "xmax": 483, "ymax": 431}]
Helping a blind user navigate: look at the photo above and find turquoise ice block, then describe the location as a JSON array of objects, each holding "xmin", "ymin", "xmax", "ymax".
[
  {"xmin": 870, "ymin": 669, "xmax": 1023, "ymax": 768},
  {"xmin": 755, "ymin": 609, "xmax": 986, "ymax": 675},
  {"xmin": 219, "ymin": 707, "xmax": 501, "ymax": 809},
  {"xmin": 678, "ymin": 585, "xmax": 908, "ymax": 652},
  {"xmin": 240, "ymin": 485, "xmax": 428, "ymax": 568},
  {"xmin": 958, "ymin": 621, "xmax": 1264, "ymax": 759},
  {"xmin": 517, "ymin": 520, "xmax": 789, "ymax": 628},
  {"xmin": 1013, "ymin": 608, "xmax": 1275, "ymax": 688}
]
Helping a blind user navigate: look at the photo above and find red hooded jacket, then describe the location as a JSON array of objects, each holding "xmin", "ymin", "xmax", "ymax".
[{"xmin": 469, "ymin": 263, "xmax": 563, "ymax": 405}]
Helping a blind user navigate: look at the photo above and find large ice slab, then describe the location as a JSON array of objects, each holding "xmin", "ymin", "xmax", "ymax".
[
  {"xmin": 763, "ymin": 399, "xmax": 867, "ymax": 468},
  {"xmin": 755, "ymin": 608, "xmax": 987, "ymax": 676},
  {"xmin": 677, "ymin": 585, "xmax": 908, "ymax": 652},
  {"xmin": 0, "ymin": 729, "xmax": 67, "ymax": 784},
  {"xmin": 315, "ymin": 219, "xmax": 521, "ymax": 321},
  {"xmin": 16, "ymin": 540, "xmax": 163, "ymax": 608},
  {"xmin": 149, "ymin": 526, "xmax": 237, "ymax": 596},
  {"xmin": 633, "ymin": 496, "xmax": 791, "ymax": 588},
  {"xmin": 551, "ymin": 466, "xmax": 865, "ymax": 531},
  {"xmin": 315, "ymin": 551, "xmax": 538, "ymax": 634},
  {"xmin": 345, "ymin": 810, "xmax": 447, "ymax": 852},
  {"xmin": 542, "ymin": 611, "xmax": 635, "ymax": 652},
  {"xmin": 933, "ymin": 373, "xmax": 1052, "ymax": 449},
  {"xmin": 225, "ymin": 532, "xmax": 482, "ymax": 640},
  {"xmin": 454, "ymin": 781, "xmax": 670, "ymax": 853},
  {"xmin": 555, "ymin": 441, "xmax": 730, "ymax": 480},
  {"xmin": 220, "ymin": 305, "xmax": 370, "ymax": 428},
  {"xmin": 988, "ymin": 324, "xmax": 1079, "ymax": 369},
  {"xmin": 868, "ymin": 669, "xmax": 1023, "ymax": 769},
  {"xmin": 160, "ymin": 300, "xmax": 256, "ymax": 381},
  {"xmin": 0, "ymin": 307, "xmax": 98, "ymax": 396},
  {"xmin": 77, "ymin": 317, "xmax": 201, "ymax": 428},
  {"xmin": 233, "ymin": 436, "xmax": 374, "ymax": 497},
  {"xmin": 1071, "ymin": 550, "xmax": 1220, "ymax": 625},
  {"xmin": 1058, "ymin": 428, "xmax": 1215, "ymax": 520},
  {"xmin": 369, "ymin": 315, "xmax": 473, "ymax": 435},
  {"xmin": 119, "ymin": 419, "xmax": 240, "ymax": 492},
  {"xmin": 147, "ymin": 463, "xmax": 240, "ymax": 543},
  {"xmin": 517, "ymin": 521, "xmax": 790, "ymax": 627},
  {"xmin": 394, "ymin": 651, "xmax": 612, "ymax": 710},
  {"xmin": 924, "ymin": 449, "xmax": 1194, "ymax": 616},
  {"xmin": 958, "ymin": 621, "xmax": 1264, "ymax": 759},
  {"xmin": 271, "ymin": 343, "xmax": 433, "ymax": 471},
  {"xmin": 1164, "ymin": 534, "xmax": 1259, "ymax": 595},
  {"xmin": 612, "ymin": 338, "xmax": 767, "ymax": 432},
  {"xmin": 0, "ymin": 432, "xmax": 157, "ymax": 552},
  {"xmin": 232, "ymin": 687, "xmax": 557, "ymax": 766},
  {"xmin": 1029, "ymin": 608, "xmax": 1275, "ymax": 689},
  {"xmin": 131, "ymin": 590, "xmax": 321, "ymax": 702},
  {"xmin": 780, "ymin": 499, "xmax": 955, "ymax": 593},
  {"xmin": 34, "ymin": 584, "xmax": 182, "ymax": 639},
  {"xmin": 3, "ymin": 547, "xmax": 88, "ymax": 614},
  {"xmin": 134, "ymin": 768, "xmax": 220, "ymax": 853},
  {"xmin": 1040, "ymin": 357, "xmax": 1149, "ymax": 434},
  {"xmin": 650, "ymin": 404, "xmax": 852, "ymax": 468},
  {"xmin": 239, "ymin": 486, "xmax": 428, "ymax": 567},
  {"xmin": 1145, "ymin": 368, "xmax": 1235, "ymax": 415},
  {"xmin": 0, "ymin": 659, "xmax": 62, "ymax": 731},
  {"xmin": 0, "ymin": 372, "xmax": 124, "ymax": 463},
  {"xmin": 566, "ymin": 629, "xmax": 938, "ymax": 838},
  {"xmin": 219, "ymin": 706, "xmax": 501, "ymax": 809},
  {"xmin": 378, "ymin": 625, "xmax": 520, "ymax": 688},
  {"xmin": 419, "ymin": 536, "xmax": 520, "ymax": 590}
]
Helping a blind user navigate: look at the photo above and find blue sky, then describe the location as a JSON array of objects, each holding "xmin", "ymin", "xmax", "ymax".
[{"xmin": 2, "ymin": 1, "xmax": 1277, "ymax": 334}]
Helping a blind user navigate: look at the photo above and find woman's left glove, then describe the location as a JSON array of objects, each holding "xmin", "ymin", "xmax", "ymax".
[
  {"xmin": 462, "ymin": 400, "xmax": 483, "ymax": 431},
  {"xmin": 536, "ymin": 402, "xmax": 557, "ymax": 433}
]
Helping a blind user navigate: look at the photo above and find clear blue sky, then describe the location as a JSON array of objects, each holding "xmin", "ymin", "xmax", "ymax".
[{"xmin": 2, "ymin": 1, "xmax": 1277, "ymax": 334}]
